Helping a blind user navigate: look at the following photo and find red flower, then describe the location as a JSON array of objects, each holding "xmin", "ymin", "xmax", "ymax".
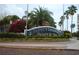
[{"xmin": 9, "ymin": 19, "xmax": 26, "ymax": 33}]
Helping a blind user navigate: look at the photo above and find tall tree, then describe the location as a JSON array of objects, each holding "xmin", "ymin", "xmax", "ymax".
[
  {"xmin": 64, "ymin": 10, "xmax": 69, "ymax": 31},
  {"xmin": 60, "ymin": 15, "xmax": 65, "ymax": 31},
  {"xmin": 1, "ymin": 15, "xmax": 20, "ymax": 32},
  {"xmin": 68, "ymin": 5, "xmax": 77, "ymax": 33},
  {"xmin": 2, "ymin": 15, "xmax": 20, "ymax": 25},
  {"xmin": 58, "ymin": 21, "xmax": 62, "ymax": 31},
  {"xmin": 27, "ymin": 7, "xmax": 56, "ymax": 29}
]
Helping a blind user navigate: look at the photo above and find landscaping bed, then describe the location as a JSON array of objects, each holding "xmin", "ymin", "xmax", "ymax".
[
  {"xmin": 0, "ymin": 32, "xmax": 25, "ymax": 38},
  {"xmin": 0, "ymin": 37, "xmax": 69, "ymax": 42},
  {"xmin": 0, "ymin": 32, "xmax": 70, "ymax": 42}
]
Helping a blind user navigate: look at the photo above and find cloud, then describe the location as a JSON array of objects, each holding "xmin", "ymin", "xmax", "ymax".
[
  {"xmin": 5, "ymin": 4, "xmax": 25, "ymax": 18},
  {"xmin": 0, "ymin": 4, "xmax": 78, "ymax": 32}
]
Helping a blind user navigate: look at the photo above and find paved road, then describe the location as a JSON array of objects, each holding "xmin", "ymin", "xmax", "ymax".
[
  {"xmin": 0, "ymin": 37, "xmax": 79, "ymax": 55},
  {"xmin": 0, "ymin": 37, "xmax": 78, "ymax": 49},
  {"xmin": 0, "ymin": 42, "xmax": 68, "ymax": 49},
  {"xmin": 0, "ymin": 47, "xmax": 79, "ymax": 55}
]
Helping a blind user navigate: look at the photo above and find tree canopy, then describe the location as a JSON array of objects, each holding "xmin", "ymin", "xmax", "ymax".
[
  {"xmin": 27, "ymin": 7, "xmax": 56, "ymax": 29},
  {"xmin": 2, "ymin": 15, "xmax": 20, "ymax": 25}
]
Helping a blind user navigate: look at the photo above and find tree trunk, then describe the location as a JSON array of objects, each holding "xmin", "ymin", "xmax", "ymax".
[
  {"xmin": 60, "ymin": 26, "xmax": 61, "ymax": 31},
  {"xmin": 71, "ymin": 15, "xmax": 73, "ymax": 33},
  {"xmin": 62, "ymin": 23, "xmax": 64, "ymax": 31},
  {"xmin": 67, "ymin": 19, "xmax": 68, "ymax": 31}
]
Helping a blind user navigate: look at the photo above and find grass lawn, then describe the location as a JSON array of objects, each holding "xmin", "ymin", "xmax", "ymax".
[{"xmin": 0, "ymin": 37, "xmax": 70, "ymax": 42}]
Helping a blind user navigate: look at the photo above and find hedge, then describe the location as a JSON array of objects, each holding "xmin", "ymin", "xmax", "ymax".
[
  {"xmin": 27, "ymin": 35, "xmax": 70, "ymax": 38},
  {"xmin": 0, "ymin": 32, "xmax": 26, "ymax": 38}
]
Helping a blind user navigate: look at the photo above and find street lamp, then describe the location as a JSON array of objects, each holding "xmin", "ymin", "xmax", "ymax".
[
  {"xmin": 25, "ymin": 4, "xmax": 29, "ymax": 29},
  {"xmin": 23, "ymin": 4, "xmax": 29, "ymax": 36}
]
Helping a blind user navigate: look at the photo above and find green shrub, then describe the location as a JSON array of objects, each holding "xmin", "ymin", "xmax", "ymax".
[
  {"xmin": 63, "ymin": 31, "xmax": 71, "ymax": 38},
  {"xmin": 76, "ymin": 31, "xmax": 79, "ymax": 37},
  {"xmin": 27, "ymin": 35, "xmax": 70, "ymax": 39},
  {"xmin": 26, "ymin": 35, "xmax": 69, "ymax": 41},
  {"xmin": 0, "ymin": 32, "xmax": 26, "ymax": 38},
  {"xmin": 76, "ymin": 31, "xmax": 79, "ymax": 40},
  {"xmin": 72, "ymin": 32, "xmax": 77, "ymax": 37}
]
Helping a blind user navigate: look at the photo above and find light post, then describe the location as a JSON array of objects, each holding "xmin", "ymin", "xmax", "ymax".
[
  {"xmin": 25, "ymin": 4, "xmax": 29, "ymax": 36},
  {"xmin": 23, "ymin": 4, "xmax": 29, "ymax": 36},
  {"xmin": 25, "ymin": 4, "xmax": 29, "ymax": 28}
]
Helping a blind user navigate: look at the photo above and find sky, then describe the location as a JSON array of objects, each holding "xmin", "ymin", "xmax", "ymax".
[{"xmin": 0, "ymin": 4, "xmax": 79, "ymax": 32}]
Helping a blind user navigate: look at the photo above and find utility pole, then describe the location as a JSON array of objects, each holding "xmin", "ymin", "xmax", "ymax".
[
  {"xmin": 25, "ymin": 4, "xmax": 29, "ymax": 27},
  {"xmin": 25, "ymin": 4, "xmax": 29, "ymax": 36}
]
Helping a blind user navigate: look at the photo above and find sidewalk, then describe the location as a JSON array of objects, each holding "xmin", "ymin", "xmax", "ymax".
[
  {"xmin": 67, "ymin": 37, "xmax": 79, "ymax": 49},
  {"xmin": 0, "ymin": 37, "xmax": 79, "ymax": 50}
]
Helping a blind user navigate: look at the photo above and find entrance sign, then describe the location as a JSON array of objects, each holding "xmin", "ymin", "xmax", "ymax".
[{"xmin": 24, "ymin": 26, "xmax": 63, "ymax": 36}]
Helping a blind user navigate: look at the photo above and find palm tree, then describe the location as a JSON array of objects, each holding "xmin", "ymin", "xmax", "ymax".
[
  {"xmin": 68, "ymin": 5, "xmax": 77, "ymax": 33},
  {"xmin": 27, "ymin": 7, "xmax": 56, "ymax": 29},
  {"xmin": 58, "ymin": 21, "xmax": 62, "ymax": 31},
  {"xmin": 64, "ymin": 10, "xmax": 69, "ymax": 31},
  {"xmin": 60, "ymin": 15, "xmax": 65, "ymax": 31}
]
